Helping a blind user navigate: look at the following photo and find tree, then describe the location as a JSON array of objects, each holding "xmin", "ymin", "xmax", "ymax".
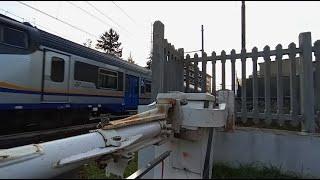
[
  {"xmin": 96, "ymin": 28, "xmax": 122, "ymax": 57},
  {"xmin": 127, "ymin": 52, "xmax": 135, "ymax": 64},
  {"xmin": 145, "ymin": 59, "xmax": 151, "ymax": 69},
  {"xmin": 83, "ymin": 39, "xmax": 92, "ymax": 48},
  {"xmin": 145, "ymin": 45, "xmax": 152, "ymax": 69}
]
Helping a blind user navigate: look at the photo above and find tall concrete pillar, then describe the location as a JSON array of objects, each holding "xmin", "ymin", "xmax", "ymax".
[
  {"xmin": 151, "ymin": 21, "xmax": 165, "ymax": 101},
  {"xmin": 299, "ymin": 32, "xmax": 315, "ymax": 132}
]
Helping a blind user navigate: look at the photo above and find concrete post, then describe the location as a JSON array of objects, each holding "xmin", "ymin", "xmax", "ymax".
[
  {"xmin": 211, "ymin": 52, "xmax": 216, "ymax": 95},
  {"xmin": 252, "ymin": 47, "xmax": 259, "ymax": 123},
  {"xmin": 194, "ymin": 53, "xmax": 199, "ymax": 92},
  {"xmin": 163, "ymin": 40, "xmax": 168, "ymax": 93},
  {"xmin": 263, "ymin": 46, "xmax": 271, "ymax": 124},
  {"xmin": 276, "ymin": 44, "xmax": 284, "ymax": 120},
  {"xmin": 313, "ymin": 41, "xmax": 320, "ymax": 122},
  {"xmin": 221, "ymin": 50, "xmax": 226, "ymax": 90},
  {"xmin": 230, "ymin": 50, "xmax": 236, "ymax": 93},
  {"xmin": 299, "ymin": 32, "xmax": 316, "ymax": 133},
  {"xmin": 185, "ymin": 54, "xmax": 190, "ymax": 92},
  {"xmin": 178, "ymin": 48, "xmax": 185, "ymax": 92},
  {"xmin": 289, "ymin": 43, "xmax": 299, "ymax": 126},
  {"xmin": 241, "ymin": 48, "xmax": 247, "ymax": 123},
  {"xmin": 151, "ymin": 21, "xmax": 165, "ymax": 101},
  {"xmin": 165, "ymin": 48, "xmax": 175, "ymax": 92},
  {"xmin": 230, "ymin": 49, "xmax": 237, "ymax": 125},
  {"xmin": 202, "ymin": 52, "xmax": 207, "ymax": 92}
]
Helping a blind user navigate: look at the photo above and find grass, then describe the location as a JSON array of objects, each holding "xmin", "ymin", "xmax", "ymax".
[
  {"xmin": 78, "ymin": 154, "xmax": 301, "ymax": 179},
  {"xmin": 212, "ymin": 163, "xmax": 300, "ymax": 179},
  {"xmin": 78, "ymin": 153, "xmax": 138, "ymax": 179},
  {"xmin": 78, "ymin": 162, "xmax": 107, "ymax": 179},
  {"xmin": 236, "ymin": 118, "xmax": 302, "ymax": 132}
]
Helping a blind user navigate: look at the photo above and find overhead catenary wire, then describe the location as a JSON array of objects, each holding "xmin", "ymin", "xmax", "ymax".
[
  {"xmin": 15, "ymin": 1, "xmax": 145, "ymax": 61},
  {"xmin": 16, "ymin": 1, "xmax": 99, "ymax": 39},
  {"xmin": 85, "ymin": 1, "xmax": 131, "ymax": 35},
  {"xmin": 110, "ymin": 1, "xmax": 151, "ymax": 42},
  {"xmin": 66, "ymin": 1, "xmax": 114, "ymax": 30},
  {"xmin": 111, "ymin": 1, "xmax": 136, "ymax": 24},
  {"xmin": 0, "ymin": 7, "xmax": 64, "ymax": 37},
  {"xmin": 67, "ymin": 1, "xmax": 134, "ymax": 41}
]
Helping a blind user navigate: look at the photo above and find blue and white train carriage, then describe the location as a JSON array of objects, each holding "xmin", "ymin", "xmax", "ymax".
[{"xmin": 0, "ymin": 15, "xmax": 152, "ymax": 133}]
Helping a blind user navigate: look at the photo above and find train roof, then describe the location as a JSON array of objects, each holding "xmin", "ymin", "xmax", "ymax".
[{"xmin": 0, "ymin": 14, "xmax": 151, "ymax": 76}]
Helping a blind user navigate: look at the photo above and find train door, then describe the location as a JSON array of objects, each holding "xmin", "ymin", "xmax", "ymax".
[
  {"xmin": 42, "ymin": 50, "xmax": 70, "ymax": 102},
  {"xmin": 124, "ymin": 74, "xmax": 139, "ymax": 109}
]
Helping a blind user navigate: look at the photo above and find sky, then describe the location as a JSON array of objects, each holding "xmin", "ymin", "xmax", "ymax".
[{"xmin": 2, "ymin": 1, "xmax": 320, "ymax": 89}]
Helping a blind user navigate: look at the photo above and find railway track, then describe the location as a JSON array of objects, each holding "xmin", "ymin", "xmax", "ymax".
[{"xmin": 0, "ymin": 114, "xmax": 133, "ymax": 149}]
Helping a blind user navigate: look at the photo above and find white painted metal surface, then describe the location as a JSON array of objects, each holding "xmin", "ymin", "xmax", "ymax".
[
  {"xmin": 0, "ymin": 91, "xmax": 234, "ymax": 179},
  {"xmin": 138, "ymin": 91, "xmax": 234, "ymax": 179},
  {"xmin": 0, "ymin": 122, "xmax": 162, "ymax": 179},
  {"xmin": 0, "ymin": 132, "xmax": 104, "ymax": 179}
]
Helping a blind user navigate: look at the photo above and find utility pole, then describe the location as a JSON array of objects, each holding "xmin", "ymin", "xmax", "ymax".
[
  {"xmin": 201, "ymin": 25, "xmax": 204, "ymax": 55},
  {"xmin": 241, "ymin": 1, "xmax": 246, "ymax": 50},
  {"xmin": 201, "ymin": 25, "xmax": 206, "ymax": 93}
]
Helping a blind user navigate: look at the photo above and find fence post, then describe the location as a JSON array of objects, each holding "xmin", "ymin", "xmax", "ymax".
[
  {"xmin": 178, "ymin": 48, "xmax": 185, "ymax": 92},
  {"xmin": 151, "ymin": 21, "xmax": 165, "ymax": 101},
  {"xmin": 314, "ymin": 41, "xmax": 320, "ymax": 127},
  {"xmin": 263, "ymin": 46, "xmax": 271, "ymax": 124},
  {"xmin": 241, "ymin": 48, "xmax": 247, "ymax": 123},
  {"xmin": 276, "ymin": 44, "xmax": 284, "ymax": 125},
  {"xmin": 299, "ymin": 32, "xmax": 316, "ymax": 133},
  {"xmin": 202, "ymin": 52, "xmax": 207, "ymax": 92},
  {"xmin": 221, "ymin": 50, "xmax": 226, "ymax": 90},
  {"xmin": 194, "ymin": 53, "xmax": 199, "ymax": 92},
  {"xmin": 166, "ymin": 45, "xmax": 172, "ymax": 92},
  {"xmin": 185, "ymin": 54, "xmax": 190, "ymax": 92},
  {"xmin": 252, "ymin": 47, "xmax": 259, "ymax": 123},
  {"xmin": 230, "ymin": 49, "xmax": 237, "ymax": 124},
  {"xmin": 230, "ymin": 50, "xmax": 236, "ymax": 93},
  {"xmin": 289, "ymin": 43, "xmax": 299, "ymax": 126},
  {"xmin": 163, "ymin": 40, "xmax": 168, "ymax": 93},
  {"xmin": 211, "ymin": 52, "xmax": 216, "ymax": 95}
]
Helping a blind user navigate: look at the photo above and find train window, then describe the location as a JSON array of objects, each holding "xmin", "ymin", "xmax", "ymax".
[
  {"xmin": 117, "ymin": 72, "xmax": 123, "ymax": 91},
  {"xmin": 51, "ymin": 57, "xmax": 65, "ymax": 82},
  {"xmin": 0, "ymin": 26, "xmax": 3, "ymax": 42},
  {"xmin": 74, "ymin": 61, "xmax": 98, "ymax": 84},
  {"xmin": 2, "ymin": 27, "xmax": 28, "ymax": 48},
  {"xmin": 146, "ymin": 81, "xmax": 151, "ymax": 93},
  {"xmin": 141, "ymin": 79, "xmax": 145, "ymax": 94},
  {"xmin": 98, "ymin": 69, "xmax": 118, "ymax": 90}
]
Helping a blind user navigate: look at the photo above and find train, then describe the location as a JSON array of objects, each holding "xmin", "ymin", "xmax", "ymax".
[{"xmin": 0, "ymin": 14, "xmax": 152, "ymax": 134}]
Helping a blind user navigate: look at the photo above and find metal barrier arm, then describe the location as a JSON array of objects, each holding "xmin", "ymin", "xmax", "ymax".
[
  {"xmin": 0, "ymin": 94, "xmax": 175, "ymax": 179},
  {"xmin": 0, "ymin": 91, "xmax": 234, "ymax": 179}
]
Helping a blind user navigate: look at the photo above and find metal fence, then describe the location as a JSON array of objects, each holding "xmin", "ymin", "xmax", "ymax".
[{"xmin": 151, "ymin": 21, "xmax": 320, "ymax": 133}]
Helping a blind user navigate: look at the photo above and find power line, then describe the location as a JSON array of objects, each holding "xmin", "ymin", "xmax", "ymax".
[
  {"xmin": 0, "ymin": 8, "xmax": 27, "ymax": 23},
  {"xmin": 16, "ymin": 1, "xmax": 98, "ymax": 39},
  {"xmin": 111, "ymin": 1, "xmax": 136, "ymax": 24},
  {"xmin": 85, "ymin": 1, "xmax": 131, "ymax": 35},
  {"xmin": 110, "ymin": 1, "xmax": 149, "ymax": 42},
  {"xmin": 0, "ymin": 7, "xmax": 63, "ymax": 37},
  {"xmin": 66, "ymin": 1, "xmax": 115, "ymax": 31}
]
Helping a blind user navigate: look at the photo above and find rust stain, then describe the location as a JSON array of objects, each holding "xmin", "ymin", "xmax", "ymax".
[{"xmin": 182, "ymin": 152, "xmax": 189, "ymax": 158}]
